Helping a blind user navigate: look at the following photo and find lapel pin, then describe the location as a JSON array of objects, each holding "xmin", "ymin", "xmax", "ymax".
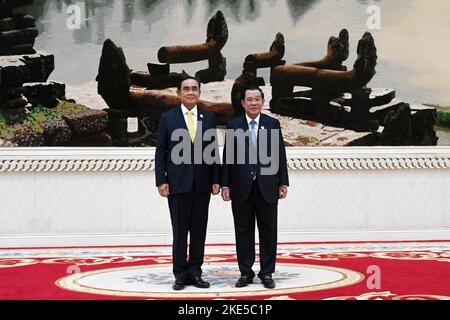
[
  {"xmin": 200, "ymin": 114, "xmax": 204, "ymax": 119},
  {"xmin": 261, "ymin": 126, "xmax": 265, "ymax": 129}
]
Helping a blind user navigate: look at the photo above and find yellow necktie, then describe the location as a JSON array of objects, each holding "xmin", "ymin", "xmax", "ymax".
[{"xmin": 187, "ymin": 111, "xmax": 195, "ymax": 142}]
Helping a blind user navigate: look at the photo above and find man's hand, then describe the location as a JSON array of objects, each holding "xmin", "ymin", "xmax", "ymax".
[
  {"xmin": 279, "ymin": 186, "xmax": 288, "ymax": 199},
  {"xmin": 212, "ymin": 184, "xmax": 220, "ymax": 195},
  {"xmin": 221, "ymin": 187, "xmax": 231, "ymax": 202},
  {"xmin": 158, "ymin": 183, "xmax": 170, "ymax": 198}
]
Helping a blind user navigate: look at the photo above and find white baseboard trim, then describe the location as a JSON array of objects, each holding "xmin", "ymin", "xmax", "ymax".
[{"xmin": 1, "ymin": 229, "xmax": 449, "ymax": 248}]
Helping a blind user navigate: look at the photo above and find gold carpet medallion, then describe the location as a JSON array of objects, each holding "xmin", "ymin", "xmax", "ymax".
[{"xmin": 56, "ymin": 262, "xmax": 364, "ymax": 299}]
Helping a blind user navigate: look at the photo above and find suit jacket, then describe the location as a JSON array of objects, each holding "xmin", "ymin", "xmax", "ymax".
[
  {"xmin": 221, "ymin": 113, "xmax": 289, "ymax": 204},
  {"xmin": 155, "ymin": 105, "xmax": 220, "ymax": 194}
]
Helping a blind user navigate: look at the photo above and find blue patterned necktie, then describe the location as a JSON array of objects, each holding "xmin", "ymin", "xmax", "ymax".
[{"xmin": 250, "ymin": 119, "xmax": 257, "ymax": 146}]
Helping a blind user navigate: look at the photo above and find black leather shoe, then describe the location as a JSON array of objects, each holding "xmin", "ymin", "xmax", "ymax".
[
  {"xmin": 172, "ymin": 278, "xmax": 186, "ymax": 291},
  {"xmin": 261, "ymin": 275, "xmax": 275, "ymax": 289},
  {"xmin": 235, "ymin": 275, "xmax": 254, "ymax": 288},
  {"xmin": 190, "ymin": 276, "xmax": 210, "ymax": 288}
]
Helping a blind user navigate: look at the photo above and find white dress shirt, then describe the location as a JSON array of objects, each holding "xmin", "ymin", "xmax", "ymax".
[
  {"xmin": 181, "ymin": 104, "xmax": 198, "ymax": 133},
  {"xmin": 246, "ymin": 114, "xmax": 261, "ymax": 139}
]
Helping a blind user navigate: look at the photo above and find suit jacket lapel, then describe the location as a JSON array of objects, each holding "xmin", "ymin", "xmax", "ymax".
[
  {"xmin": 175, "ymin": 105, "xmax": 188, "ymax": 130},
  {"xmin": 197, "ymin": 108, "xmax": 204, "ymax": 123},
  {"xmin": 237, "ymin": 115, "xmax": 250, "ymax": 164},
  {"xmin": 258, "ymin": 114, "xmax": 269, "ymax": 131},
  {"xmin": 195, "ymin": 108, "xmax": 205, "ymax": 141},
  {"xmin": 240, "ymin": 115, "xmax": 249, "ymax": 131},
  {"xmin": 258, "ymin": 114, "xmax": 270, "ymax": 146}
]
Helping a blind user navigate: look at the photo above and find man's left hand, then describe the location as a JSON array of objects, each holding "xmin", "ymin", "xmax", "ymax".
[
  {"xmin": 212, "ymin": 184, "xmax": 221, "ymax": 195},
  {"xmin": 279, "ymin": 186, "xmax": 288, "ymax": 199}
]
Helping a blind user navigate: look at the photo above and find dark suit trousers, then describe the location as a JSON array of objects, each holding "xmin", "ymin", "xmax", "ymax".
[
  {"xmin": 231, "ymin": 181, "xmax": 278, "ymax": 279},
  {"xmin": 168, "ymin": 188, "xmax": 211, "ymax": 280}
]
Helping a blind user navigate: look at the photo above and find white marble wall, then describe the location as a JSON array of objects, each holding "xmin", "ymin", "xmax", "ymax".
[{"xmin": 0, "ymin": 147, "xmax": 449, "ymax": 247}]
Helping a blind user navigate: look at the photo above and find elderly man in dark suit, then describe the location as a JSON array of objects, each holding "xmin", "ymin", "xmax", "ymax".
[
  {"xmin": 155, "ymin": 76, "xmax": 220, "ymax": 291},
  {"xmin": 221, "ymin": 86, "xmax": 289, "ymax": 289}
]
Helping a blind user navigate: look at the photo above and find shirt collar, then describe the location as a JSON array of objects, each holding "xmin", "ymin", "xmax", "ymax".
[
  {"xmin": 181, "ymin": 104, "xmax": 197, "ymax": 117},
  {"xmin": 246, "ymin": 114, "xmax": 261, "ymax": 127}
]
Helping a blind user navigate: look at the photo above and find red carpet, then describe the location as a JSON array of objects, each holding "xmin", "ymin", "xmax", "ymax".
[{"xmin": 0, "ymin": 241, "xmax": 449, "ymax": 300}]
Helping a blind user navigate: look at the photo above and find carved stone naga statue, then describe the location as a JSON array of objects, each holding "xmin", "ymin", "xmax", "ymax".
[
  {"xmin": 295, "ymin": 29, "xmax": 350, "ymax": 71},
  {"xmin": 271, "ymin": 31, "xmax": 376, "ymax": 96},
  {"xmin": 270, "ymin": 31, "xmax": 379, "ymax": 131},
  {"xmin": 96, "ymin": 11, "xmax": 231, "ymax": 121},
  {"xmin": 157, "ymin": 10, "xmax": 229, "ymax": 84},
  {"xmin": 96, "ymin": 38, "xmax": 233, "ymax": 129},
  {"xmin": 231, "ymin": 29, "xmax": 354, "ymax": 114},
  {"xmin": 231, "ymin": 32, "xmax": 286, "ymax": 114},
  {"xmin": 116, "ymin": 10, "xmax": 229, "ymax": 91}
]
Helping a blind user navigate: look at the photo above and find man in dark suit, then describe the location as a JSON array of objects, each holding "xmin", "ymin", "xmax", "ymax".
[
  {"xmin": 155, "ymin": 76, "xmax": 220, "ymax": 291},
  {"xmin": 221, "ymin": 86, "xmax": 289, "ymax": 289}
]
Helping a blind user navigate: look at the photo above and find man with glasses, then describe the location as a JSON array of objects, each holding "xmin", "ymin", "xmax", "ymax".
[
  {"xmin": 221, "ymin": 86, "xmax": 289, "ymax": 289},
  {"xmin": 155, "ymin": 76, "xmax": 220, "ymax": 290}
]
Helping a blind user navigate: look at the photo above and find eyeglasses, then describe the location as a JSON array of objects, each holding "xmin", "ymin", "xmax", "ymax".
[{"xmin": 181, "ymin": 86, "xmax": 200, "ymax": 93}]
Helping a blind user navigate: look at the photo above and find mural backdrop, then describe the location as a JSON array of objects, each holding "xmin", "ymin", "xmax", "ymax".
[{"xmin": 1, "ymin": 0, "xmax": 449, "ymax": 147}]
